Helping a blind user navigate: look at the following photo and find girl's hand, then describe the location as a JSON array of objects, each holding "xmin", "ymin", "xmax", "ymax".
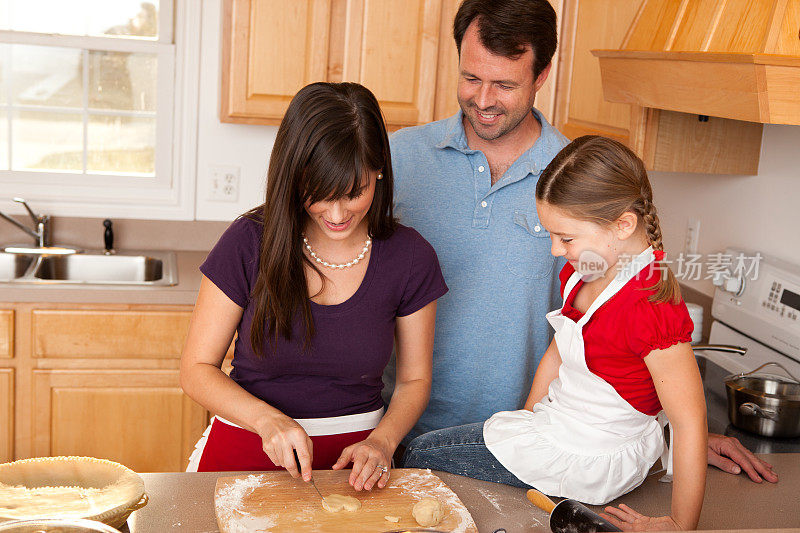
[
  {"xmin": 332, "ymin": 437, "xmax": 392, "ymax": 491},
  {"xmin": 601, "ymin": 504, "xmax": 682, "ymax": 531},
  {"xmin": 256, "ymin": 414, "xmax": 313, "ymax": 481}
]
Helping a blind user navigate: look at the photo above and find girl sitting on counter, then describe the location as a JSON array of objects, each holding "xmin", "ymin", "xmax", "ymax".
[
  {"xmin": 404, "ymin": 136, "xmax": 707, "ymax": 531},
  {"xmin": 180, "ymin": 82, "xmax": 447, "ymax": 492}
]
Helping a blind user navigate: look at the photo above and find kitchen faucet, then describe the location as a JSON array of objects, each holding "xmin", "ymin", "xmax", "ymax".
[
  {"xmin": 0, "ymin": 198, "xmax": 77, "ymax": 254},
  {"xmin": 692, "ymin": 344, "xmax": 747, "ymax": 356}
]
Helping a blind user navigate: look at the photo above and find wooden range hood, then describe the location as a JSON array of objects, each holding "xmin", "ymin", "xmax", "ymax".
[{"xmin": 592, "ymin": 0, "xmax": 800, "ymax": 125}]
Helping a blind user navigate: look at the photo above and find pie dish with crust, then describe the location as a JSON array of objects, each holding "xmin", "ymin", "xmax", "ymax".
[{"xmin": 0, "ymin": 457, "xmax": 147, "ymax": 528}]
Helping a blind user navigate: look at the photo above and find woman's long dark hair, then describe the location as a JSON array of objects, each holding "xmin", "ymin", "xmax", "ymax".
[{"xmin": 244, "ymin": 82, "xmax": 396, "ymax": 356}]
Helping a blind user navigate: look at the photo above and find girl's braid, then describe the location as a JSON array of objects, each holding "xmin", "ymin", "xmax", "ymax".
[{"xmin": 640, "ymin": 185, "xmax": 663, "ymax": 251}]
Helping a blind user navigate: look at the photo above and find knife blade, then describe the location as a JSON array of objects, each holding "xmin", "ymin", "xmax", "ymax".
[{"xmin": 294, "ymin": 450, "xmax": 325, "ymax": 501}]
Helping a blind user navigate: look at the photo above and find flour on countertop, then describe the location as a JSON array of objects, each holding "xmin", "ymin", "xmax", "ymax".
[
  {"xmin": 477, "ymin": 486, "xmax": 502, "ymax": 512},
  {"xmin": 391, "ymin": 470, "xmax": 474, "ymax": 533},
  {"xmin": 215, "ymin": 475, "xmax": 278, "ymax": 533}
]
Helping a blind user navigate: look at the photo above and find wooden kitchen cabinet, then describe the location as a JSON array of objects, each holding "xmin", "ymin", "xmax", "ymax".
[
  {"xmin": 222, "ymin": 0, "xmax": 444, "ymax": 128},
  {"xmin": 3, "ymin": 302, "xmax": 208, "ymax": 472},
  {"xmin": 32, "ymin": 369, "xmax": 205, "ymax": 473},
  {"xmin": 1, "ymin": 309, "xmax": 13, "ymax": 463},
  {"xmin": 555, "ymin": 0, "xmax": 643, "ymax": 143},
  {"xmin": 554, "ymin": 0, "xmax": 763, "ymax": 174},
  {"xmin": 0, "ymin": 309, "xmax": 12, "ymax": 359},
  {"xmin": 0, "ymin": 369, "xmax": 13, "ymax": 463},
  {"xmin": 220, "ymin": 0, "xmax": 332, "ymax": 124},
  {"xmin": 31, "ymin": 309, "xmax": 192, "ymax": 359}
]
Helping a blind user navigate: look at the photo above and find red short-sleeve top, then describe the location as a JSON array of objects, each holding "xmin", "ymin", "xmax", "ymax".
[{"xmin": 558, "ymin": 251, "xmax": 693, "ymax": 415}]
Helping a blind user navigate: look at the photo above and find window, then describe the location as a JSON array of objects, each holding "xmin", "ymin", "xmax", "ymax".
[{"xmin": 0, "ymin": 0, "xmax": 198, "ymax": 219}]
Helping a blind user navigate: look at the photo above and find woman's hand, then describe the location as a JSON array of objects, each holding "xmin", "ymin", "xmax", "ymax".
[
  {"xmin": 255, "ymin": 414, "xmax": 314, "ymax": 481},
  {"xmin": 332, "ymin": 436, "xmax": 393, "ymax": 491},
  {"xmin": 601, "ymin": 504, "xmax": 682, "ymax": 531}
]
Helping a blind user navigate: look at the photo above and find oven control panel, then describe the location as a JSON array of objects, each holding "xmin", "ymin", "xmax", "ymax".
[
  {"xmin": 712, "ymin": 249, "xmax": 800, "ymax": 362},
  {"xmin": 763, "ymin": 280, "xmax": 800, "ymax": 322}
]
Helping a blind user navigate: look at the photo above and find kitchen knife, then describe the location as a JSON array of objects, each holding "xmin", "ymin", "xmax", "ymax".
[
  {"xmin": 527, "ymin": 488, "xmax": 621, "ymax": 533},
  {"xmin": 294, "ymin": 450, "xmax": 325, "ymax": 501}
]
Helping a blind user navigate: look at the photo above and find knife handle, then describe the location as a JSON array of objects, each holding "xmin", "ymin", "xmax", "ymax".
[
  {"xmin": 293, "ymin": 449, "xmax": 312, "ymax": 478},
  {"xmin": 527, "ymin": 488, "xmax": 556, "ymax": 514},
  {"xmin": 293, "ymin": 449, "xmax": 302, "ymax": 473}
]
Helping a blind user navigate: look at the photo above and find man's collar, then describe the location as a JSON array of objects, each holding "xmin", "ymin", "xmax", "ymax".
[{"xmin": 434, "ymin": 110, "xmax": 470, "ymax": 151}]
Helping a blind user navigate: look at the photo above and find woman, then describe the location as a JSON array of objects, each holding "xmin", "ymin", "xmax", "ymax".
[{"xmin": 181, "ymin": 82, "xmax": 447, "ymax": 492}]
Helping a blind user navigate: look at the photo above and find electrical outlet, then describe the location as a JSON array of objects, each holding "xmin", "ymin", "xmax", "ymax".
[
  {"xmin": 209, "ymin": 165, "xmax": 240, "ymax": 202},
  {"xmin": 684, "ymin": 218, "xmax": 700, "ymax": 255}
]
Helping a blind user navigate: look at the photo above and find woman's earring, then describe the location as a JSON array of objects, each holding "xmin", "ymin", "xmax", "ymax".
[{"xmin": 377, "ymin": 172, "xmax": 383, "ymax": 180}]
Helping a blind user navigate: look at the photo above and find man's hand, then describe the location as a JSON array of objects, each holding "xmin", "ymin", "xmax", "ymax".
[{"xmin": 707, "ymin": 433, "xmax": 778, "ymax": 483}]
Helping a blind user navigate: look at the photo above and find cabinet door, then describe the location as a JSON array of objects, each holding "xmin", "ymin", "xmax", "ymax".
[
  {"xmin": 341, "ymin": 0, "xmax": 441, "ymax": 127},
  {"xmin": 555, "ymin": 0, "xmax": 644, "ymax": 143},
  {"xmin": 221, "ymin": 0, "xmax": 332, "ymax": 124},
  {"xmin": 0, "ymin": 369, "xmax": 12, "ymax": 462},
  {"xmin": 32, "ymin": 370, "xmax": 207, "ymax": 472},
  {"xmin": 432, "ymin": 0, "xmax": 459, "ymax": 121},
  {"xmin": 0, "ymin": 309, "xmax": 12, "ymax": 359}
]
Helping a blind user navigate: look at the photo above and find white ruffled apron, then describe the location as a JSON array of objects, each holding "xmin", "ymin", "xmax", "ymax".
[{"xmin": 484, "ymin": 247, "xmax": 670, "ymax": 505}]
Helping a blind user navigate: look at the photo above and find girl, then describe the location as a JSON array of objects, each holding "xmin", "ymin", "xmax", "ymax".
[
  {"xmin": 181, "ymin": 82, "xmax": 447, "ymax": 492},
  {"xmin": 404, "ymin": 135, "xmax": 707, "ymax": 530}
]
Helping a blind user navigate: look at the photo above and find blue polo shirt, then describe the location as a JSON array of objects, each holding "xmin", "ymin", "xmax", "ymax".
[{"xmin": 385, "ymin": 108, "xmax": 569, "ymax": 441}]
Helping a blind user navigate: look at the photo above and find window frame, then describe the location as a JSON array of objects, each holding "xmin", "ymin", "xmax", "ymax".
[{"xmin": 0, "ymin": 0, "xmax": 200, "ymax": 220}]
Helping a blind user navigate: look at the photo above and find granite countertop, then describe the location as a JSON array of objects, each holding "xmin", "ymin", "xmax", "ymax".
[
  {"xmin": 124, "ymin": 454, "xmax": 799, "ymax": 532},
  {"xmin": 0, "ymin": 251, "xmax": 207, "ymax": 305}
]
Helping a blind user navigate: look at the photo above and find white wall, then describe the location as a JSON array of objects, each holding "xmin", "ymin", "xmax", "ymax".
[
  {"xmin": 194, "ymin": 0, "xmax": 278, "ymax": 221},
  {"xmin": 652, "ymin": 124, "xmax": 800, "ymax": 297}
]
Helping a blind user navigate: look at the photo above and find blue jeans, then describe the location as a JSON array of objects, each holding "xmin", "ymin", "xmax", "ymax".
[{"xmin": 402, "ymin": 422, "xmax": 533, "ymax": 489}]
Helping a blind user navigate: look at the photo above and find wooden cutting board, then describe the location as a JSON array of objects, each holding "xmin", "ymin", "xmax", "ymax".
[{"xmin": 214, "ymin": 468, "xmax": 478, "ymax": 532}]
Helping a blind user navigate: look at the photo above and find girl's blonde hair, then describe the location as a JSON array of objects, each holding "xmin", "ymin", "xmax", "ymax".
[{"xmin": 536, "ymin": 135, "xmax": 681, "ymax": 304}]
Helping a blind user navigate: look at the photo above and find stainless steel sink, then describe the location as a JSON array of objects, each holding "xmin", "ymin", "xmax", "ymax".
[
  {"xmin": 0, "ymin": 250, "xmax": 178, "ymax": 286},
  {"xmin": 0, "ymin": 252, "xmax": 35, "ymax": 281}
]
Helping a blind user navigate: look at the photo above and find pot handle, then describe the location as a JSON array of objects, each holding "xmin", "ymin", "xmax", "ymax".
[
  {"xmin": 738, "ymin": 362, "xmax": 800, "ymax": 383},
  {"xmin": 739, "ymin": 402, "xmax": 778, "ymax": 420}
]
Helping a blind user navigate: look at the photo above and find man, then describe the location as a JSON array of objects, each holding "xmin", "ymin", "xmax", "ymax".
[{"xmin": 386, "ymin": 0, "xmax": 777, "ymax": 483}]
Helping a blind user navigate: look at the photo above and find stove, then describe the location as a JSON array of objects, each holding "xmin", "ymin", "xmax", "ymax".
[{"xmin": 694, "ymin": 248, "xmax": 800, "ymax": 453}]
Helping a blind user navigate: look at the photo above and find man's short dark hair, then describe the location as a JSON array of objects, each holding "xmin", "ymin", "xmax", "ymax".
[{"xmin": 453, "ymin": 0, "xmax": 557, "ymax": 79}]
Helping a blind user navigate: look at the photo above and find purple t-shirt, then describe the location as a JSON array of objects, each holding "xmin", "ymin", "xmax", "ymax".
[{"xmin": 200, "ymin": 217, "xmax": 448, "ymax": 419}]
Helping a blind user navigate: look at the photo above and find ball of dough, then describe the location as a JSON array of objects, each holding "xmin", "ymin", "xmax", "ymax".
[
  {"xmin": 322, "ymin": 494, "xmax": 361, "ymax": 513},
  {"xmin": 412, "ymin": 497, "xmax": 445, "ymax": 527}
]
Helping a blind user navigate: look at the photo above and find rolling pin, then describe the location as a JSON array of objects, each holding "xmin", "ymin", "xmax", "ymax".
[{"xmin": 527, "ymin": 488, "xmax": 622, "ymax": 533}]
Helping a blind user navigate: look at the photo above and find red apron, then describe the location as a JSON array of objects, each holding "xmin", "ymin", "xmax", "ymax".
[{"xmin": 187, "ymin": 408, "xmax": 383, "ymax": 472}]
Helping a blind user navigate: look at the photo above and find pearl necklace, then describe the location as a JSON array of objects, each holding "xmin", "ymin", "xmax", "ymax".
[{"xmin": 302, "ymin": 235, "xmax": 371, "ymax": 269}]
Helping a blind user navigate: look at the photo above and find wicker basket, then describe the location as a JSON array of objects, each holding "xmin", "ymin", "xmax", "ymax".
[{"xmin": 0, "ymin": 457, "xmax": 147, "ymax": 529}]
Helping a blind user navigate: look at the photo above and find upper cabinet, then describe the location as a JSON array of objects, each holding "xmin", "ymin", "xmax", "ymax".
[
  {"xmin": 221, "ymin": 0, "xmax": 332, "ymax": 124},
  {"xmin": 555, "ymin": 0, "xmax": 765, "ymax": 174},
  {"xmin": 555, "ymin": 0, "xmax": 643, "ymax": 144},
  {"xmin": 221, "ymin": 0, "xmax": 774, "ymax": 174},
  {"xmin": 593, "ymin": 0, "xmax": 800, "ymax": 126},
  {"xmin": 338, "ymin": 0, "xmax": 442, "ymax": 127},
  {"xmin": 221, "ymin": 0, "xmax": 445, "ymax": 128},
  {"xmin": 221, "ymin": 0, "xmax": 565, "ymax": 128}
]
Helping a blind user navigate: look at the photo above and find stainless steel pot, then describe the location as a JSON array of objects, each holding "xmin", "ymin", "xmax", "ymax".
[{"xmin": 725, "ymin": 362, "xmax": 800, "ymax": 438}]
